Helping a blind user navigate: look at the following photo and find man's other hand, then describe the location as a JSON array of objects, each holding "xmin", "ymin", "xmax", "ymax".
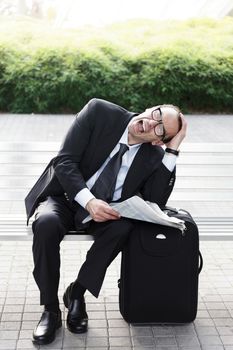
[
  {"xmin": 86, "ymin": 198, "xmax": 121, "ymax": 222},
  {"xmin": 165, "ymin": 113, "xmax": 187, "ymax": 150}
]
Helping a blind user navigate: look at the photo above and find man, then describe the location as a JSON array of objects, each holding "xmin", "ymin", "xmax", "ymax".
[{"xmin": 25, "ymin": 98, "xmax": 187, "ymax": 345}]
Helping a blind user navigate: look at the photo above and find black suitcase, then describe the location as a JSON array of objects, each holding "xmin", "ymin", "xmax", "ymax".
[{"xmin": 118, "ymin": 207, "xmax": 203, "ymax": 323}]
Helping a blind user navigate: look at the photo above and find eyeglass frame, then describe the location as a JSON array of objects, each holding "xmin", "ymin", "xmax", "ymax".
[{"xmin": 151, "ymin": 107, "xmax": 166, "ymax": 141}]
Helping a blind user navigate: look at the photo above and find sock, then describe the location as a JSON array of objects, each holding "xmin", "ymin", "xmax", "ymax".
[
  {"xmin": 71, "ymin": 281, "xmax": 86, "ymax": 299},
  {"xmin": 44, "ymin": 301, "xmax": 60, "ymax": 313}
]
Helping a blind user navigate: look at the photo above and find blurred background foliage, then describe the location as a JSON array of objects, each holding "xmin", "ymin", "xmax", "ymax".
[{"xmin": 0, "ymin": 16, "xmax": 232, "ymax": 113}]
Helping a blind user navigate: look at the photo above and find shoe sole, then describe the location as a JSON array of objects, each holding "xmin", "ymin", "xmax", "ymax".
[
  {"xmin": 32, "ymin": 320, "xmax": 62, "ymax": 345},
  {"xmin": 67, "ymin": 325, "xmax": 88, "ymax": 334}
]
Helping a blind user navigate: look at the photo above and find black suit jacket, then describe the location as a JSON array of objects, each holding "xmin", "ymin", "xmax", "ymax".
[{"xmin": 25, "ymin": 98, "xmax": 176, "ymax": 225}]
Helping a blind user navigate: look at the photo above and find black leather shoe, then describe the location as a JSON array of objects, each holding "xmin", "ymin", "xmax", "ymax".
[
  {"xmin": 32, "ymin": 310, "xmax": 62, "ymax": 345},
  {"xmin": 63, "ymin": 283, "xmax": 88, "ymax": 334}
]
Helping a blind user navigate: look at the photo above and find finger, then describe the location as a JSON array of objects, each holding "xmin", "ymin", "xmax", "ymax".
[
  {"xmin": 102, "ymin": 210, "xmax": 120, "ymax": 220},
  {"xmin": 94, "ymin": 212, "xmax": 120, "ymax": 222},
  {"xmin": 104, "ymin": 207, "xmax": 120, "ymax": 217},
  {"xmin": 180, "ymin": 114, "xmax": 187, "ymax": 130},
  {"xmin": 93, "ymin": 207, "xmax": 120, "ymax": 220}
]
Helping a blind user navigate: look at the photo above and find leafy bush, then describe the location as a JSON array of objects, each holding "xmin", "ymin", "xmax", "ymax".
[{"xmin": 0, "ymin": 16, "xmax": 233, "ymax": 113}]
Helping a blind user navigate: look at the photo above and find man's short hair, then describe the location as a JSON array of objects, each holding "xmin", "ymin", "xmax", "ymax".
[{"xmin": 159, "ymin": 104, "xmax": 182, "ymax": 143}]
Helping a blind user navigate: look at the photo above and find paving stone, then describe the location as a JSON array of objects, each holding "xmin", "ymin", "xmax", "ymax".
[
  {"xmin": 110, "ymin": 347, "xmax": 132, "ymax": 350},
  {"xmin": 109, "ymin": 327, "xmax": 131, "ymax": 336},
  {"xmin": 24, "ymin": 298, "xmax": 39, "ymax": 305},
  {"xmin": 155, "ymin": 336, "xmax": 177, "ymax": 346},
  {"xmin": 213, "ymin": 318, "xmax": 233, "ymax": 327},
  {"xmin": 105, "ymin": 296, "xmax": 118, "ymax": 303},
  {"xmin": 108, "ymin": 319, "xmax": 129, "ymax": 328},
  {"xmin": 197, "ymin": 310, "xmax": 211, "ymax": 318},
  {"xmin": 205, "ymin": 303, "xmax": 226, "ymax": 310},
  {"xmin": 5, "ymin": 298, "xmax": 25, "ymax": 305},
  {"xmin": 23, "ymin": 305, "xmax": 43, "ymax": 313},
  {"xmin": 0, "ymin": 321, "xmax": 21, "ymax": 330},
  {"xmin": 201, "ymin": 346, "xmax": 225, "ymax": 350},
  {"xmin": 16, "ymin": 339, "xmax": 39, "ymax": 349},
  {"xmin": 21, "ymin": 321, "xmax": 38, "ymax": 330},
  {"xmin": 39, "ymin": 336, "xmax": 63, "ymax": 349},
  {"xmin": 176, "ymin": 335, "xmax": 200, "ymax": 347},
  {"xmin": 132, "ymin": 347, "xmax": 155, "ymax": 350},
  {"xmin": 0, "ymin": 339, "xmax": 17, "ymax": 349},
  {"xmin": 208, "ymin": 309, "xmax": 231, "ymax": 318},
  {"xmin": 1, "ymin": 313, "xmax": 22, "ymax": 322},
  {"xmin": 87, "ymin": 303, "xmax": 105, "ymax": 311},
  {"xmin": 88, "ymin": 319, "xmax": 107, "ymax": 328},
  {"xmin": 19, "ymin": 330, "xmax": 35, "ymax": 339},
  {"xmin": 199, "ymin": 335, "xmax": 223, "ymax": 346},
  {"xmin": 86, "ymin": 348, "xmax": 107, "ymax": 350},
  {"xmin": 220, "ymin": 335, "xmax": 233, "ymax": 345},
  {"xmin": 109, "ymin": 336, "xmax": 132, "ymax": 347},
  {"xmin": 63, "ymin": 332, "xmax": 86, "ymax": 348},
  {"xmin": 203, "ymin": 295, "xmax": 223, "ymax": 302},
  {"xmin": 3, "ymin": 304, "xmax": 24, "ymax": 313},
  {"xmin": 216, "ymin": 326, "xmax": 233, "ymax": 335},
  {"xmin": 86, "ymin": 336, "xmax": 108, "ymax": 347},
  {"xmin": 23, "ymin": 313, "xmax": 44, "ymax": 322},
  {"xmin": 195, "ymin": 326, "xmax": 218, "ymax": 336},
  {"xmin": 154, "ymin": 347, "xmax": 178, "ymax": 350},
  {"xmin": 105, "ymin": 303, "xmax": 119, "ymax": 310},
  {"xmin": 0, "ymin": 330, "xmax": 19, "ymax": 339},
  {"xmin": 194, "ymin": 318, "xmax": 215, "ymax": 327},
  {"xmin": 88, "ymin": 311, "xmax": 106, "ymax": 319},
  {"xmin": 106, "ymin": 311, "xmax": 122, "ymax": 319},
  {"xmin": 0, "ymin": 297, "xmax": 6, "ymax": 304},
  {"xmin": 131, "ymin": 326, "xmax": 153, "ymax": 336},
  {"xmin": 172, "ymin": 324, "xmax": 196, "ymax": 335},
  {"xmin": 86, "ymin": 327, "xmax": 108, "ymax": 337},
  {"xmin": 131, "ymin": 336, "xmax": 155, "ymax": 347}
]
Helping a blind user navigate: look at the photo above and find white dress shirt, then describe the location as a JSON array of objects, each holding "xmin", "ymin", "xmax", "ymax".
[{"xmin": 75, "ymin": 125, "xmax": 177, "ymax": 209}]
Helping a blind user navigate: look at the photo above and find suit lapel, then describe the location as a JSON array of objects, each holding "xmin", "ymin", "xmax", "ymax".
[{"xmin": 87, "ymin": 112, "xmax": 136, "ymax": 177}]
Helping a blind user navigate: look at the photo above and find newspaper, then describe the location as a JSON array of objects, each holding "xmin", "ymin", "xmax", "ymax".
[{"xmin": 82, "ymin": 196, "xmax": 186, "ymax": 232}]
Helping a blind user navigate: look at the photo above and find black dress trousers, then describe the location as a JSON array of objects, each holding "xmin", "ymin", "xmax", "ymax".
[{"xmin": 32, "ymin": 195, "xmax": 134, "ymax": 305}]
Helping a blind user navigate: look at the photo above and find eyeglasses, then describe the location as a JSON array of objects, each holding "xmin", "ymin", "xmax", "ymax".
[{"xmin": 151, "ymin": 107, "xmax": 166, "ymax": 140}]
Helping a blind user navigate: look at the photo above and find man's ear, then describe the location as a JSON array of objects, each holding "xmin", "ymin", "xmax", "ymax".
[{"xmin": 151, "ymin": 140, "xmax": 164, "ymax": 146}]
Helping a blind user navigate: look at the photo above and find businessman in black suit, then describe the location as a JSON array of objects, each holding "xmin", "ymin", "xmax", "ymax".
[{"xmin": 25, "ymin": 98, "xmax": 187, "ymax": 345}]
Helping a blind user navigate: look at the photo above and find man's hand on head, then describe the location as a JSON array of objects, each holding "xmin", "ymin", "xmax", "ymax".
[
  {"xmin": 85, "ymin": 198, "xmax": 121, "ymax": 222},
  {"xmin": 165, "ymin": 113, "xmax": 187, "ymax": 150}
]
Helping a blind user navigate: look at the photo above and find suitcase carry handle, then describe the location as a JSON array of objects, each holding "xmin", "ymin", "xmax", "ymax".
[
  {"xmin": 161, "ymin": 205, "xmax": 179, "ymax": 214},
  {"xmin": 199, "ymin": 251, "xmax": 203, "ymax": 273},
  {"xmin": 161, "ymin": 205, "xmax": 190, "ymax": 216}
]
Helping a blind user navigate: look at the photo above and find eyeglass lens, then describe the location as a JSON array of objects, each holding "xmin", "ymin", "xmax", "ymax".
[{"xmin": 152, "ymin": 109, "xmax": 164, "ymax": 137}]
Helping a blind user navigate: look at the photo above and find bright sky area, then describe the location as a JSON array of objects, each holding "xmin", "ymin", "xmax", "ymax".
[{"xmin": 26, "ymin": 0, "xmax": 233, "ymax": 27}]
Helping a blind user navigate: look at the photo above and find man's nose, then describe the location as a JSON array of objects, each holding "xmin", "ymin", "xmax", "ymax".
[{"xmin": 148, "ymin": 119, "xmax": 157, "ymax": 129}]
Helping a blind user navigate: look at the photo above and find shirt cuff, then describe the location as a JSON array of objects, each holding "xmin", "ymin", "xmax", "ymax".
[
  {"xmin": 74, "ymin": 188, "xmax": 95, "ymax": 209},
  {"xmin": 162, "ymin": 152, "xmax": 177, "ymax": 172}
]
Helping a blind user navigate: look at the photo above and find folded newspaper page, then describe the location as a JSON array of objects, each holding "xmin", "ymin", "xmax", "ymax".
[{"xmin": 82, "ymin": 196, "xmax": 186, "ymax": 232}]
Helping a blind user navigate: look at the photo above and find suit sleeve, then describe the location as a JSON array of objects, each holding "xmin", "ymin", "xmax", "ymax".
[
  {"xmin": 52, "ymin": 99, "xmax": 96, "ymax": 202},
  {"xmin": 140, "ymin": 158, "xmax": 176, "ymax": 207}
]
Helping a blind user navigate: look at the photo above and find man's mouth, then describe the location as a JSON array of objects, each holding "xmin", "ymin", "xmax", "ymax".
[{"xmin": 136, "ymin": 120, "xmax": 145, "ymax": 133}]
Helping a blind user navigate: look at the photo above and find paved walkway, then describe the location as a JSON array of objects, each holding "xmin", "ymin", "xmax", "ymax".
[
  {"xmin": 1, "ymin": 241, "xmax": 233, "ymax": 349},
  {"xmin": 0, "ymin": 113, "xmax": 233, "ymax": 349}
]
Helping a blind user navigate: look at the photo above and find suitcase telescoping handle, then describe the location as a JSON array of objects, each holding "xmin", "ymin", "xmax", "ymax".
[{"xmin": 199, "ymin": 251, "xmax": 203, "ymax": 273}]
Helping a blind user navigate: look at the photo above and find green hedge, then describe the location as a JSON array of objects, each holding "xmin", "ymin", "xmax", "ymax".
[{"xmin": 0, "ymin": 17, "xmax": 233, "ymax": 113}]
